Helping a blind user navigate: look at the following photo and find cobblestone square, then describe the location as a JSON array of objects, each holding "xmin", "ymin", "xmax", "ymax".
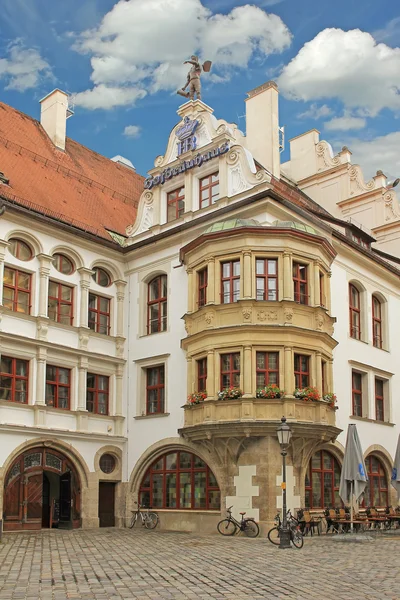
[{"xmin": 0, "ymin": 529, "xmax": 399, "ymax": 600}]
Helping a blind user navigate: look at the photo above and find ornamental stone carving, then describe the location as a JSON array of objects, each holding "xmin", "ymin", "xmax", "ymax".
[
  {"xmin": 348, "ymin": 165, "xmax": 375, "ymax": 195},
  {"xmin": 257, "ymin": 309, "xmax": 278, "ymax": 322},
  {"xmin": 36, "ymin": 319, "xmax": 48, "ymax": 341},
  {"xmin": 284, "ymin": 309, "xmax": 293, "ymax": 323},
  {"xmin": 315, "ymin": 314, "xmax": 324, "ymax": 331},
  {"xmin": 79, "ymin": 331, "xmax": 89, "ymax": 350},
  {"xmin": 316, "ymin": 142, "xmax": 341, "ymax": 170},
  {"xmin": 242, "ymin": 308, "xmax": 252, "ymax": 321},
  {"xmin": 204, "ymin": 312, "xmax": 214, "ymax": 325}
]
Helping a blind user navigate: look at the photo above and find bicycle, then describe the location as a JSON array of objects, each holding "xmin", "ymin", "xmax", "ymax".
[
  {"xmin": 267, "ymin": 510, "xmax": 304, "ymax": 548},
  {"xmin": 129, "ymin": 502, "xmax": 159, "ymax": 530},
  {"xmin": 217, "ymin": 506, "xmax": 260, "ymax": 537}
]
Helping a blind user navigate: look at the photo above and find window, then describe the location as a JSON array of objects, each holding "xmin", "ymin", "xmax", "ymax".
[
  {"xmin": 48, "ymin": 281, "xmax": 73, "ymax": 325},
  {"xmin": 52, "ymin": 254, "xmax": 74, "ymax": 275},
  {"xmin": 375, "ymin": 378, "xmax": 384, "ymax": 421},
  {"xmin": 3, "ymin": 267, "xmax": 31, "ymax": 314},
  {"xmin": 294, "ymin": 354, "xmax": 309, "ymax": 388},
  {"xmin": 199, "ymin": 172, "xmax": 219, "ymax": 208},
  {"xmin": 167, "ymin": 187, "xmax": 185, "ymax": 221},
  {"xmin": 86, "ymin": 373, "xmax": 109, "ymax": 415},
  {"xmin": 45, "ymin": 365, "xmax": 70, "ymax": 410},
  {"xmin": 197, "ymin": 358, "xmax": 207, "ymax": 392},
  {"xmin": 305, "ymin": 450, "xmax": 341, "ymax": 509},
  {"xmin": 147, "ymin": 275, "xmax": 167, "ymax": 334},
  {"xmin": 319, "ymin": 272, "xmax": 325, "ymax": 306},
  {"xmin": 139, "ymin": 451, "xmax": 220, "ymax": 510},
  {"xmin": 352, "ymin": 371, "xmax": 362, "ymax": 417},
  {"xmin": 256, "ymin": 352, "xmax": 279, "ymax": 387},
  {"xmin": 198, "ymin": 268, "xmax": 208, "ymax": 307},
  {"xmin": 293, "ymin": 263, "xmax": 308, "ymax": 304},
  {"xmin": 322, "ymin": 361, "xmax": 327, "ymax": 395},
  {"xmin": 88, "ymin": 293, "xmax": 110, "ymax": 335},
  {"xmin": 0, "ymin": 356, "xmax": 28, "ymax": 404},
  {"xmin": 91, "ymin": 267, "xmax": 111, "ymax": 287},
  {"xmin": 365, "ymin": 455, "xmax": 388, "ymax": 507},
  {"xmin": 256, "ymin": 259, "xmax": 278, "ymax": 301},
  {"xmin": 349, "ymin": 284, "xmax": 361, "ymax": 339},
  {"xmin": 8, "ymin": 238, "xmax": 33, "ymax": 261},
  {"xmin": 99, "ymin": 453, "xmax": 116, "ymax": 474},
  {"xmin": 372, "ymin": 296, "xmax": 382, "ymax": 348},
  {"xmin": 220, "ymin": 353, "xmax": 240, "ymax": 389},
  {"xmin": 146, "ymin": 366, "xmax": 165, "ymax": 414},
  {"xmin": 221, "ymin": 260, "xmax": 240, "ymax": 304}
]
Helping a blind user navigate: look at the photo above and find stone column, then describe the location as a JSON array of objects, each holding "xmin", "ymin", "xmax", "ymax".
[
  {"xmin": 0, "ymin": 240, "xmax": 9, "ymax": 305},
  {"xmin": 206, "ymin": 258, "xmax": 215, "ymax": 305},
  {"xmin": 115, "ymin": 280, "xmax": 127, "ymax": 337},
  {"xmin": 35, "ymin": 347, "xmax": 47, "ymax": 405},
  {"xmin": 115, "ymin": 364, "xmax": 123, "ymax": 417},
  {"xmin": 242, "ymin": 252, "xmax": 252, "ymax": 299},
  {"xmin": 77, "ymin": 356, "xmax": 88, "ymax": 411},
  {"xmin": 187, "ymin": 269, "xmax": 194, "ymax": 313},
  {"xmin": 327, "ymin": 359, "xmax": 334, "ymax": 394},
  {"xmin": 284, "ymin": 346, "xmax": 294, "ymax": 396},
  {"xmin": 283, "ymin": 252, "xmax": 292, "ymax": 301},
  {"xmin": 37, "ymin": 254, "xmax": 53, "ymax": 317},
  {"xmin": 243, "ymin": 346, "xmax": 252, "ymax": 397},
  {"xmin": 313, "ymin": 261, "xmax": 320, "ymax": 306},
  {"xmin": 315, "ymin": 352, "xmax": 322, "ymax": 393},
  {"xmin": 78, "ymin": 267, "xmax": 93, "ymax": 328},
  {"xmin": 206, "ymin": 349, "xmax": 215, "ymax": 399}
]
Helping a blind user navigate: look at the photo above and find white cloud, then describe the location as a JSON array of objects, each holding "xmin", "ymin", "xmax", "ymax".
[
  {"xmin": 278, "ymin": 28, "xmax": 400, "ymax": 117},
  {"xmin": 373, "ymin": 17, "xmax": 400, "ymax": 44},
  {"xmin": 298, "ymin": 103, "xmax": 332, "ymax": 119},
  {"xmin": 324, "ymin": 116, "xmax": 366, "ymax": 131},
  {"xmin": 73, "ymin": 0, "xmax": 291, "ymax": 109},
  {"xmin": 123, "ymin": 124, "xmax": 141, "ymax": 138},
  {"xmin": 0, "ymin": 39, "xmax": 52, "ymax": 92},
  {"xmin": 339, "ymin": 132, "xmax": 400, "ymax": 181},
  {"xmin": 74, "ymin": 84, "xmax": 147, "ymax": 110}
]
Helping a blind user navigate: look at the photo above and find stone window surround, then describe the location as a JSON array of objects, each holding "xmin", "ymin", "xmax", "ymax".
[
  {"xmin": 348, "ymin": 360, "xmax": 392, "ymax": 423},
  {"xmin": 134, "ymin": 353, "xmax": 170, "ymax": 417},
  {"xmin": 137, "ymin": 261, "xmax": 171, "ymax": 338},
  {"xmin": 187, "ymin": 345, "xmax": 333, "ymax": 400}
]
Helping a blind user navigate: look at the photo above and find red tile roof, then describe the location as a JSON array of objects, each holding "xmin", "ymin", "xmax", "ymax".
[{"xmin": 0, "ymin": 102, "xmax": 143, "ymax": 240}]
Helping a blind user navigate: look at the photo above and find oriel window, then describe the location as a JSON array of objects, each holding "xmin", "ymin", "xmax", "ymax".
[{"xmin": 256, "ymin": 258, "xmax": 278, "ymax": 301}]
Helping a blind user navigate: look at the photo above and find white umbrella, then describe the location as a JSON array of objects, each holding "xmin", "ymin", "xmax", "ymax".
[
  {"xmin": 391, "ymin": 434, "xmax": 400, "ymax": 498},
  {"xmin": 339, "ymin": 424, "xmax": 368, "ymax": 532}
]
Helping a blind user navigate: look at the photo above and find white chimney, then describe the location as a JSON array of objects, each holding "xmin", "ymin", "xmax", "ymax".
[
  {"xmin": 245, "ymin": 81, "xmax": 280, "ymax": 179},
  {"xmin": 39, "ymin": 89, "xmax": 72, "ymax": 151}
]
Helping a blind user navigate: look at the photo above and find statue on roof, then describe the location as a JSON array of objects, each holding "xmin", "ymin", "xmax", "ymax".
[{"xmin": 177, "ymin": 56, "xmax": 212, "ymax": 101}]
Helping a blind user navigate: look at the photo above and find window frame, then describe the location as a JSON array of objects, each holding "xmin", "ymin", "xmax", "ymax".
[
  {"xmin": 372, "ymin": 296, "xmax": 382, "ymax": 349},
  {"xmin": 294, "ymin": 354, "xmax": 310, "ymax": 388},
  {"xmin": 0, "ymin": 355, "xmax": 29, "ymax": 404},
  {"xmin": 349, "ymin": 284, "xmax": 361, "ymax": 340},
  {"xmin": 375, "ymin": 378, "xmax": 384, "ymax": 421},
  {"xmin": 8, "ymin": 238, "xmax": 33, "ymax": 261},
  {"xmin": 198, "ymin": 267, "xmax": 208, "ymax": 308},
  {"xmin": 221, "ymin": 260, "xmax": 240, "ymax": 304},
  {"xmin": 352, "ymin": 370, "xmax": 363, "ymax": 417},
  {"xmin": 88, "ymin": 292, "xmax": 111, "ymax": 335},
  {"xmin": 365, "ymin": 455, "xmax": 388, "ymax": 507},
  {"xmin": 146, "ymin": 365, "xmax": 165, "ymax": 415},
  {"xmin": 167, "ymin": 187, "xmax": 185, "ymax": 222},
  {"xmin": 220, "ymin": 352, "xmax": 240, "ymax": 389},
  {"xmin": 86, "ymin": 373, "xmax": 109, "ymax": 415},
  {"xmin": 91, "ymin": 267, "xmax": 111, "ymax": 287},
  {"xmin": 45, "ymin": 365, "xmax": 71, "ymax": 410},
  {"xmin": 52, "ymin": 253, "xmax": 75, "ymax": 275},
  {"xmin": 197, "ymin": 357, "xmax": 207, "ymax": 392},
  {"xmin": 256, "ymin": 258, "xmax": 278, "ymax": 301},
  {"xmin": 3, "ymin": 266, "xmax": 32, "ymax": 315},
  {"xmin": 256, "ymin": 351, "xmax": 279, "ymax": 388},
  {"xmin": 199, "ymin": 172, "xmax": 219, "ymax": 209},
  {"xmin": 147, "ymin": 275, "xmax": 167, "ymax": 334},
  {"xmin": 48, "ymin": 280, "xmax": 74, "ymax": 325},
  {"xmin": 293, "ymin": 262, "xmax": 308, "ymax": 305},
  {"xmin": 305, "ymin": 450, "xmax": 341, "ymax": 509}
]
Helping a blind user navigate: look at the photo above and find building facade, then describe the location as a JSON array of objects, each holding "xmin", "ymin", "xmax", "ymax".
[{"xmin": 0, "ymin": 83, "xmax": 399, "ymax": 533}]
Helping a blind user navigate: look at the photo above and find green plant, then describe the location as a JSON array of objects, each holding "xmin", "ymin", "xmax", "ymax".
[
  {"xmin": 186, "ymin": 391, "xmax": 207, "ymax": 406},
  {"xmin": 218, "ymin": 387, "xmax": 242, "ymax": 400},
  {"xmin": 256, "ymin": 384, "xmax": 284, "ymax": 399},
  {"xmin": 293, "ymin": 386, "xmax": 321, "ymax": 402}
]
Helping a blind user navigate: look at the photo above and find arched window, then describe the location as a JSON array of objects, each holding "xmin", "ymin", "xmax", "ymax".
[
  {"xmin": 372, "ymin": 296, "xmax": 382, "ymax": 348},
  {"xmin": 365, "ymin": 455, "xmax": 388, "ymax": 507},
  {"xmin": 52, "ymin": 253, "xmax": 75, "ymax": 275},
  {"xmin": 147, "ymin": 275, "xmax": 167, "ymax": 334},
  {"xmin": 8, "ymin": 238, "xmax": 33, "ymax": 261},
  {"xmin": 349, "ymin": 284, "xmax": 361, "ymax": 339},
  {"xmin": 305, "ymin": 450, "xmax": 341, "ymax": 509},
  {"xmin": 91, "ymin": 267, "xmax": 111, "ymax": 287},
  {"xmin": 139, "ymin": 450, "xmax": 220, "ymax": 510}
]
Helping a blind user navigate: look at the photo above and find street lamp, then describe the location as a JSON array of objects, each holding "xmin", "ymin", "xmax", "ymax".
[{"xmin": 277, "ymin": 416, "xmax": 292, "ymax": 549}]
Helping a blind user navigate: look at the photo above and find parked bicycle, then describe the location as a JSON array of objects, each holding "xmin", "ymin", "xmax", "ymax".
[
  {"xmin": 267, "ymin": 510, "xmax": 304, "ymax": 548},
  {"xmin": 129, "ymin": 501, "xmax": 159, "ymax": 530},
  {"xmin": 217, "ymin": 506, "xmax": 260, "ymax": 537}
]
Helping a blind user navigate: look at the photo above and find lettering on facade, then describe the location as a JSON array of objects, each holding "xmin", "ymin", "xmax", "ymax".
[
  {"xmin": 144, "ymin": 141, "xmax": 230, "ymax": 190},
  {"xmin": 176, "ymin": 116, "xmax": 199, "ymax": 157}
]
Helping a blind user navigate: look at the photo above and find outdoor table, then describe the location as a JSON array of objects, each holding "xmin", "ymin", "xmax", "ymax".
[{"xmin": 336, "ymin": 519, "xmax": 367, "ymax": 533}]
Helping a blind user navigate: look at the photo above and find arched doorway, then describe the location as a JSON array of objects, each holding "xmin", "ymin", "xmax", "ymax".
[{"xmin": 3, "ymin": 446, "xmax": 81, "ymax": 531}]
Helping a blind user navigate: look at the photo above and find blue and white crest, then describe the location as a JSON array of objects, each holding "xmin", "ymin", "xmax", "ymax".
[{"xmin": 176, "ymin": 116, "xmax": 199, "ymax": 141}]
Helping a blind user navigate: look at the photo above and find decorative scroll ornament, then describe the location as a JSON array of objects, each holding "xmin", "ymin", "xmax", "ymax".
[{"xmin": 242, "ymin": 308, "xmax": 252, "ymax": 321}]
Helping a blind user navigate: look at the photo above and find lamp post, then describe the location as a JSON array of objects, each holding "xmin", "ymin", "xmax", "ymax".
[{"xmin": 277, "ymin": 416, "xmax": 292, "ymax": 549}]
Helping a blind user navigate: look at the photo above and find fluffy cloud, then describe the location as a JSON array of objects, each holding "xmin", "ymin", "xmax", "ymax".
[
  {"xmin": 0, "ymin": 39, "xmax": 52, "ymax": 92},
  {"xmin": 298, "ymin": 103, "xmax": 332, "ymax": 119},
  {"xmin": 73, "ymin": 0, "xmax": 291, "ymax": 109},
  {"xmin": 324, "ymin": 116, "xmax": 366, "ymax": 131},
  {"xmin": 73, "ymin": 84, "xmax": 146, "ymax": 110},
  {"xmin": 278, "ymin": 28, "xmax": 400, "ymax": 116},
  {"xmin": 340, "ymin": 131, "xmax": 400, "ymax": 180},
  {"xmin": 123, "ymin": 125, "xmax": 141, "ymax": 138}
]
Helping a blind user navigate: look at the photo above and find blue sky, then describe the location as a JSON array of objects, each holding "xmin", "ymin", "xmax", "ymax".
[{"xmin": 0, "ymin": 0, "xmax": 399, "ymax": 180}]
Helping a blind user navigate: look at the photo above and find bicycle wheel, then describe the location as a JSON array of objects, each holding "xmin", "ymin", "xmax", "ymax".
[
  {"xmin": 217, "ymin": 519, "xmax": 237, "ymax": 536},
  {"xmin": 243, "ymin": 520, "xmax": 259, "ymax": 538},
  {"xmin": 129, "ymin": 513, "xmax": 138, "ymax": 529},
  {"xmin": 291, "ymin": 529, "xmax": 304, "ymax": 549},
  {"xmin": 144, "ymin": 512, "xmax": 159, "ymax": 530},
  {"xmin": 267, "ymin": 527, "xmax": 280, "ymax": 545}
]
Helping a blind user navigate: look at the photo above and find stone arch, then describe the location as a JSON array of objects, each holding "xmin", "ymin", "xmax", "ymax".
[
  {"xmin": 142, "ymin": 269, "xmax": 168, "ymax": 286},
  {"xmin": 5, "ymin": 230, "xmax": 43, "ymax": 257},
  {"xmin": 298, "ymin": 441, "xmax": 344, "ymax": 509},
  {"xmin": 48, "ymin": 245, "xmax": 84, "ymax": 271},
  {"xmin": 89, "ymin": 259, "xmax": 123, "ymax": 283},
  {"xmin": 94, "ymin": 445, "xmax": 123, "ymax": 481},
  {"xmin": 364, "ymin": 444, "xmax": 393, "ymax": 481}
]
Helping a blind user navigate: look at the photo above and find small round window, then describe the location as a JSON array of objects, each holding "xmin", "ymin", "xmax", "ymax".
[
  {"xmin": 100, "ymin": 453, "xmax": 116, "ymax": 474},
  {"xmin": 52, "ymin": 253, "xmax": 74, "ymax": 275},
  {"xmin": 92, "ymin": 267, "xmax": 111, "ymax": 287},
  {"xmin": 9, "ymin": 238, "xmax": 33, "ymax": 261}
]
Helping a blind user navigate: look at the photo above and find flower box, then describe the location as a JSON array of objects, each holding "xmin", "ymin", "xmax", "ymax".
[
  {"xmin": 217, "ymin": 387, "xmax": 243, "ymax": 400},
  {"xmin": 186, "ymin": 391, "xmax": 207, "ymax": 406},
  {"xmin": 322, "ymin": 392, "xmax": 337, "ymax": 409},
  {"xmin": 256, "ymin": 384, "xmax": 285, "ymax": 399},
  {"xmin": 293, "ymin": 386, "xmax": 321, "ymax": 402}
]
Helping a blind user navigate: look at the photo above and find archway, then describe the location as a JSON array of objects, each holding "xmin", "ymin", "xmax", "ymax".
[{"xmin": 3, "ymin": 446, "xmax": 81, "ymax": 531}]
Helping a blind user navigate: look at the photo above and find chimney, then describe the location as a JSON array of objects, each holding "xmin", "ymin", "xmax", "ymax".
[
  {"xmin": 245, "ymin": 81, "xmax": 280, "ymax": 178},
  {"xmin": 39, "ymin": 89, "xmax": 72, "ymax": 151}
]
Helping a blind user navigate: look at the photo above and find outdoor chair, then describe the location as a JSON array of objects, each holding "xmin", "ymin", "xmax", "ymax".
[
  {"xmin": 299, "ymin": 510, "xmax": 321, "ymax": 536},
  {"xmin": 324, "ymin": 508, "xmax": 339, "ymax": 534}
]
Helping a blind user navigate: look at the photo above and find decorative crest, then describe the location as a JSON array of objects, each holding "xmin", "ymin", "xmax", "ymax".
[{"xmin": 176, "ymin": 116, "xmax": 199, "ymax": 142}]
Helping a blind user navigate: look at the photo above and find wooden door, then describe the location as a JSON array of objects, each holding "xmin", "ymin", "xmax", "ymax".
[
  {"xmin": 24, "ymin": 472, "xmax": 43, "ymax": 529},
  {"xmin": 99, "ymin": 482, "xmax": 115, "ymax": 527},
  {"xmin": 42, "ymin": 474, "xmax": 50, "ymax": 528},
  {"xmin": 4, "ymin": 472, "xmax": 23, "ymax": 530},
  {"xmin": 59, "ymin": 472, "xmax": 72, "ymax": 529}
]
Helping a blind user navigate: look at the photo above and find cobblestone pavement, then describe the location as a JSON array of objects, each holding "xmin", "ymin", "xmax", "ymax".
[{"xmin": 0, "ymin": 528, "xmax": 399, "ymax": 600}]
